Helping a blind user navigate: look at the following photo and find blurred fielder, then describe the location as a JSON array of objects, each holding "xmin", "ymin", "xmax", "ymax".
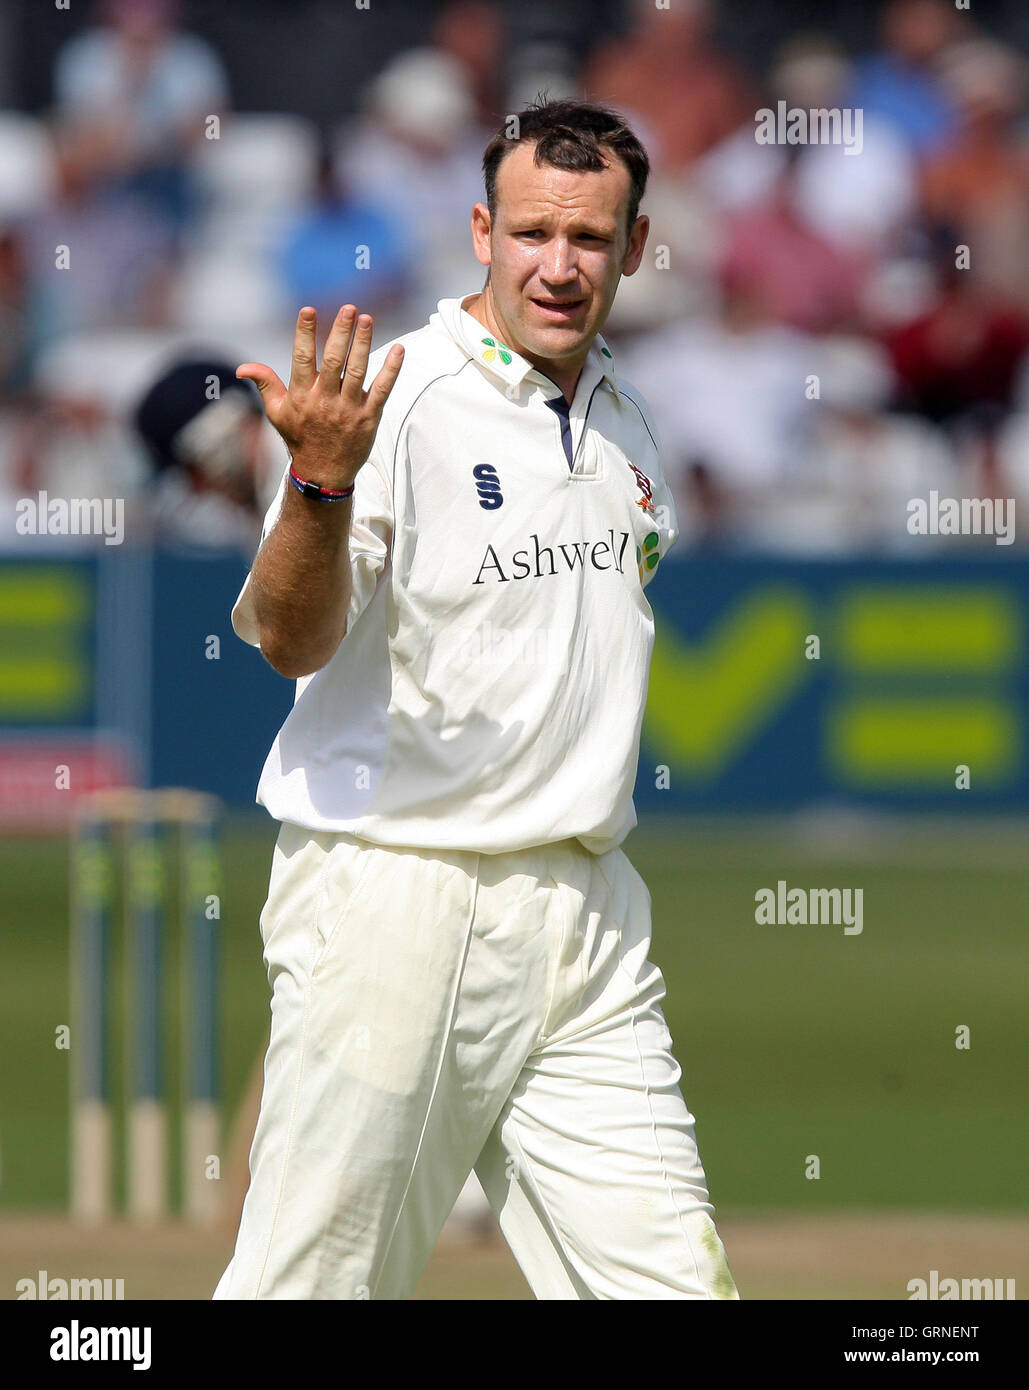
[
  {"xmin": 214, "ymin": 99, "xmax": 738, "ymax": 1301},
  {"xmin": 133, "ymin": 356, "xmax": 274, "ymax": 549}
]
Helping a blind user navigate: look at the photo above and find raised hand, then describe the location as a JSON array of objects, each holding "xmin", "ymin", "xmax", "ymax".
[{"xmin": 237, "ymin": 305, "xmax": 404, "ymax": 491}]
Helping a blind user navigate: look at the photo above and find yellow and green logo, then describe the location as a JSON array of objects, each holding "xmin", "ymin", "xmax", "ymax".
[
  {"xmin": 637, "ymin": 531, "xmax": 660, "ymax": 581},
  {"xmin": 481, "ymin": 336, "xmax": 512, "ymax": 366}
]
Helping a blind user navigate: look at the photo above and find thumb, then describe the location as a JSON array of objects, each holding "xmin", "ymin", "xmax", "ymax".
[{"xmin": 236, "ymin": 363, "xmax": 286, "ymax": 410}]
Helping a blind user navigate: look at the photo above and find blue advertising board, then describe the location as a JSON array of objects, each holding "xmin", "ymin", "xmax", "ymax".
[{"xmin": 0, "ymin": 551, "xmax": 1023, "ymax": 816}]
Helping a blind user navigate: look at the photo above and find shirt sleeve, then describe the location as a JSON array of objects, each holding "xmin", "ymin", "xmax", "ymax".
[{"xmin": 230, "ymin": 434, "xmax": 394, "ymax": 649}]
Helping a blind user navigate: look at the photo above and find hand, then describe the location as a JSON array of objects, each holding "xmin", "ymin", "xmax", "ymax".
[{"xmin": 237, "ymin": 305, "xmax": 404, "ymax": 491}]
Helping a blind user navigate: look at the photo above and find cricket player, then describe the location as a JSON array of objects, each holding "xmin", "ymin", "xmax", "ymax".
[{"xmin": 214, "ymin": 98, "xmax": 738, "ymax": 1301}]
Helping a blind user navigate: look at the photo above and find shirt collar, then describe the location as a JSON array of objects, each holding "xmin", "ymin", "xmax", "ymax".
[{"xmin": 431, "ymin": 294, "xmax": 621, "ymax": 404}]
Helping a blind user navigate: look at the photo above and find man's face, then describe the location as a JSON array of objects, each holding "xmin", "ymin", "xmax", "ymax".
[{"xmin": 471, "ymin": 140, "xmax": 648, "ymax": 369}]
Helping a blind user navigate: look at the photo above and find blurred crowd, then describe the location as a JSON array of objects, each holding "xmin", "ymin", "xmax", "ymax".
[{"xmin": 0, "ymin": 0, "xmax": 1028, "ymax": 554}]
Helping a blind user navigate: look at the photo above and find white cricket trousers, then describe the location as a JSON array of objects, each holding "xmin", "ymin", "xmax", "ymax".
[{"xmin": 213, "ymin": 824, "xmax": 738, "ymax": 1301}]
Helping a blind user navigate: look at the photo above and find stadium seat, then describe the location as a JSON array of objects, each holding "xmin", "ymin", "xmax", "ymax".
[
  {"xmin": 190, "ymin": 113, "xmax": 320, "ymax": 254},
  {"xmin": 174, "ymin": 248, "xmax": 289, "ymax": 333},
  {"xmin": 35, "ymin": 330, "xmax": 186, "ymax": 413},
  {"xmin": 0, "ymin": 112, "xmax": 57, "ymax": 219}
]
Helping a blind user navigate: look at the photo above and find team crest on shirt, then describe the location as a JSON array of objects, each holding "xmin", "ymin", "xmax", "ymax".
[
  {"xmin": 637, "ymin": 531, "xmax": 661, "ymax": 580},
  {"xmin": 480, "ymin": 336, "xmax": 512, "ymax": 365},
  {"xmin": 473, "ymin": 463, "xmax": 504, "ymax": 510},
  {"xmin": 627, "ymin": 462, "xmax": 656, "ymax": 514}
]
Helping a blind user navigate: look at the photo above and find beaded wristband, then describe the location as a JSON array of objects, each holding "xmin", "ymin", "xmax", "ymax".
[{"xmin": 288, "ymin": 462, "xmax": 355, "ymax": 501}]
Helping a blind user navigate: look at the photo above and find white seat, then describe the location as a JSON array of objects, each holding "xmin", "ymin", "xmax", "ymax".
[
  {"xmin": 34, "ymin": 329, "xmax": 187, "ymax": 414},
  {"xmin": 0, "ymin": 111, "xmax": 57, "ymax": 219},
  {"xmin": 33, "ymin": 326, "xmax": 291, "ymax": 417},
  {"xmin": 174, "ymin": 247, "xmax": 289, "ymax": 333},
  {"xmin": 191, "ymin": 113, "xmax": 320, "ymax": 220}
]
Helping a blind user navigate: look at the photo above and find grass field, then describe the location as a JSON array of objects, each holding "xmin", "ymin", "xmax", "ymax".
[{"xmin": 0, "ymin": 812, "xmax": 1025, "ymax": 1297}]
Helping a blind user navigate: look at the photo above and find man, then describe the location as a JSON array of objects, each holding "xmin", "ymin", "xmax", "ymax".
[
  {"xmin": 214, "ymin": 99, "xmax": 738, "ymax": 1301},
  {"xmin": 53, "ymin": 0, "xmax": 230, "ymax": 231},
  {"xmin": 133, "ymin": 357, "xmax": 276, "ymax": 550}
]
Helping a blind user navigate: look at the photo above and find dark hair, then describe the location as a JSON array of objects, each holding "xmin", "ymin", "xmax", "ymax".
[{"xmin": 482, "ymin": 97, "xmax": 650, "ymax": 239}]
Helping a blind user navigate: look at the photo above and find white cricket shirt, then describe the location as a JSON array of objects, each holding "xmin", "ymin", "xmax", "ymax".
[{"xmin": 232, "ymin": 293, "xmax": 678, "ymax": 854}]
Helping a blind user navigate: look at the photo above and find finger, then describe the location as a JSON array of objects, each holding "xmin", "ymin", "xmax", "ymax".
[
  {"xmin": 236, "ymin": 363, "xmax": 287, "ymax": 414},
  {"xmin": 318, "ymin": 304, "xmax": 358, "ymax": 389},
  {"xmin": 341, "ymin": 313, "xmax": 375, "ymax": 397},
  {"xmin": 289, "ymin": 306, "xmax": 318, "ymax": 391},
  {"xmin": 365, "ymin": 344, "xmax": 405, "ymax": 414}
]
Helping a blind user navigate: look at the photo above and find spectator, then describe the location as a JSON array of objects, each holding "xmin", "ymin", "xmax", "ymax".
[
  {"xmin": 134, "ymin": 357, "xmax": 280, "ymax": 549},
  {"xmin": 619, "ymin": 265, "xmax": 816, "ymax": 548},
  {"xmin": 921, "ymin": 38, "xmax": 1029, "ymax": 305},
  {"xmin": 698, "ymin": 36, "xmax": 918, "ymax": 253},
  {"xmin": 18, "ymin": 120, "xmax": 179, "ymax": 358},
  {"xmin": 53, "ymin": 0, "xmax": 229, "ymax": 231},
  {"xmin": 583, "ymin": 0, "xmax": 752, "ymax": 173},
  {"xmin": 337, "ymin": 47, "xmax": 486, "ymax": 319},
  {"xmin": 790, "ymin": 336, "xmax": 960, "ymax": 553},
  {"xmin": 278, "ymin": 144, "xmax": 413, "ymax": 341},
  {"xmin": 848, "ymin": 0, "xmax": 961, "ymax": 158},
  {"xmin": 0, "ymin": 227, "xmax": 30, "ymax": 394},
  {"xmin": 776, "ymin": 38, "xmax": 918, "ymax": 256},
  {"xmin": 719, "ymin": 150, "xmax": 868, "ymax": 335},
  {"xmin": 884, "ymin": 237, "xmax": 1029, "ymax": 431},
  {"xmin": 432, "ymin": 0, "xmax": 506, "ymax": 127},
  {"xmin": 0, "ymin": 390, "xmax": 145, "ymax": 550},
  {"xmin": 18, "ymin": 123, "xmax": 178, "ymax": 352}
]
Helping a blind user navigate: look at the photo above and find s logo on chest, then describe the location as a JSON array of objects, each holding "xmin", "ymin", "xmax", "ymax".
[{"xmin": 473, "ymin": 463, "xmax": 504, "ymax": 510}]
